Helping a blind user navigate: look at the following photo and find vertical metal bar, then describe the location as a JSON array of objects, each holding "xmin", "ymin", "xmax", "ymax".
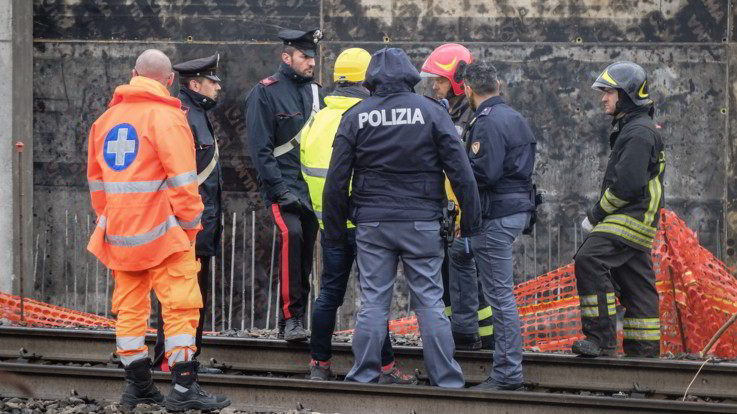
[
  {"xmin": 32, "ymin": 234, "xmax": 39, "ymax": 298},
  {"xmin": 533, "ymin": 224, "xmax": 537, "ymax": 277},
  {"xmin": 41, "ymin": 228, "xmax": 49, "ymax": 302},
  {"xmin": 522, "ymin": 242, "xmax": 527, "ymax": 281},
  {"xmin": 241, "ymin": 212, "xmax": 247, "ymax": 332},
  {"xmin": 557, "ymin": 224, "xmax": 561, "ymax": 268},
  {"xmin": 104, "ymin": 268, "xmax": 110, "ymax": 319},
  {"xmin": 717, "ymin": 219, "xmax": 722, "ymax": 260},
  {"xmin": 73, "ymin": 214, "xmax": 78, "ymax": 310},
  {"xmin": 95, "ymin": 258, "xmax": 99, "ymax": 316},
  {"xmin": 16, "ymin": 145, "xmax": 24, "ymax": 321},
  {"xmin": 41, "ymin": 229, "xmax": 47, "ymax": 301},
  {"xmin": 406, "ymin": 262, "xmax": 411, "ymax": 315},
  {"xmin": 307, "ymin": 271, "xmax": 312, "ymax": 331},
  {"xmin": 574, "ymin": 221, "xmax": 578, "ymax": 252},
  {"xmin": 547, "ymin": 221, "xmax": 552, "ymax": 272},
  {"xmin": 275, "ymin": 274, "xmax": 281, "ymax": 331},
  {"xmin": 250, "ymin": 210, "xmax": 256, "ymax": 330},
  {"xmin": 84, "ymin": 215, "xmax": 90, "ymax": 313},
  {"xmin": 211, "ymin": 258, "xmax": 216, "ymax": 332},
  {"xmin": 266, "ymin": 225, "xmax": 276, "ymax": 330},
  {"xmin": 221, "ymin": 213, "xmax": 225, "ymax": 332},
  {"xmin": 64, "ymin": 209, "xmax": 69, "ymax": 308},
  {"xmin": 228, "ymin": 212, "xmax": 236, "ymax": 331}
]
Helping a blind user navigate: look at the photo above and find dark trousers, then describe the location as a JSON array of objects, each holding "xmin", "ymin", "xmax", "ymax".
[
  {"xmin": 310, "ymin": 229, "xmax": 394, "ymax": 365},
  {"xmin": 575, "ymin": 236, "xmax": 660, "ymax": 357},
  {"xmin": 271, "ymin": 205, "xmax": 319, "ymax": 320},
  {"xmin": 153, "ymin": 255, "xmax": 210, "ymax": 368},
  {"xmin": 442, "ymin": 240, "xmax": 494, "ymax": 339}
]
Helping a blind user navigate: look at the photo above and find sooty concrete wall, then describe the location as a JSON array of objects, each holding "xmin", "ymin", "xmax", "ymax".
[{"xmin": 31, "ymin": 0, "xmax": 735, "ymax": 329}]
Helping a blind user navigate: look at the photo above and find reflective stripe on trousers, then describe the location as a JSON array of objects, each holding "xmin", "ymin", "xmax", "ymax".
[{"xmin": 117, "ymin": 336, "xmax": 148, "ymax": 366}]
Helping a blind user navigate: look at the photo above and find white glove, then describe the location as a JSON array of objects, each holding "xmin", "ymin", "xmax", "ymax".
[{"xmin": 582, "ymin": 217, "xmax": 594, "ymax": 234}]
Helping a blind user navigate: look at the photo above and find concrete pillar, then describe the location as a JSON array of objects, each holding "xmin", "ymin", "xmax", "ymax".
[{"xmin": 0, "ymin": 0, "xmax": 33, "ymax": 294}]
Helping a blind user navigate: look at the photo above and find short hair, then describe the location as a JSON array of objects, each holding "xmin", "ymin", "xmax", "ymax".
[
  {"xmin": 336, "ymin": 80, "xmax": 361, "ymax": 87},
  {"xmin": 180, "ymin": 76, "xmax": 205, "ymax": 88},
  {"xmin": 282, "ymin": 46, "xmax": 298, "ymax": 57},
  {"xmin": 462, "ymin": 60, "xmax": 499, "ymax": 96}
]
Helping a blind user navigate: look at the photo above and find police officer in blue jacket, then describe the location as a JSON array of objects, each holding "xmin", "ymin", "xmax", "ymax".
[
  {"xmin": 323, "ymin": 47, "xmax": 482, "ymax": 388},
  {"xmin": 461, "ymin": 60, "xmax": 536, "ymax": 390},
  {"xmin": 463, "ymin": 61, "xmax": 536, "ymax": 390}
]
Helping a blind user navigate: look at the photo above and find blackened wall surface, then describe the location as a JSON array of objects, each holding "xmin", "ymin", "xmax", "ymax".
[{"xmin": 32, "ymin": 0, "xmax": 734, "ymax": 328}]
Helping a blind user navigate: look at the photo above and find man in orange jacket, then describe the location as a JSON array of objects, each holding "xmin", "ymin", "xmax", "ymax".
[{"xmin": 86, "ymin": 49, "xmax": 230, "ymax": 411}]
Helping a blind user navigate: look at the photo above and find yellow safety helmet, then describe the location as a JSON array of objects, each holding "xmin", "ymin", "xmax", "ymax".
[{"xmin": 334, "ymin": 48, "xmax": 372, "ymax": 83}]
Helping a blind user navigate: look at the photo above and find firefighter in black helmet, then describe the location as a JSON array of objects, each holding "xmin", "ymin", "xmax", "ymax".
[{"xmin": 573, "ymin": 61, "xmax": 665, "ymax": 358}]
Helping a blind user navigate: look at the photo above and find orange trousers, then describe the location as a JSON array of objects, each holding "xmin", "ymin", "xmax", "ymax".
[{"xmin": 112, "ymin": 248, "xmax": 202, "ymax": 366}]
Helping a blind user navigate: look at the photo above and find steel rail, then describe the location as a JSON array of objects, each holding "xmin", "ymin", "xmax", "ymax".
[
  {"xmin": 0, "ymin": 362, "xmax": 735, "ymax": 414},
  {"xmin": 1, "ymin": 326, "xmax": 736, "ymax": 399}
]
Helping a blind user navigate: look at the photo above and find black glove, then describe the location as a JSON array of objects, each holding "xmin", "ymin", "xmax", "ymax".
[{"xmin": 274, "ymin": 191, "xmax": 301, "ymax": 213}]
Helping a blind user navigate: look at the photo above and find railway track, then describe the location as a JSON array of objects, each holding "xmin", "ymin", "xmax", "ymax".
[{"xmin": 1, "ymin": 326, "xmax": 736, "ymax": 413}]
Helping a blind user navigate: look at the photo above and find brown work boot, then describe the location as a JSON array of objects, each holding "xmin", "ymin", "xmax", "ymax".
[{"xmin": 379, "ymin": 361, "xmax": 418, "ymax": 385}]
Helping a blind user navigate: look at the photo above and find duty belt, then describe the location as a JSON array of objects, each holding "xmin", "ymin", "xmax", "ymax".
[{"xmin": 273, "ymin": 83, "xmax": 320, "ymax": 158}]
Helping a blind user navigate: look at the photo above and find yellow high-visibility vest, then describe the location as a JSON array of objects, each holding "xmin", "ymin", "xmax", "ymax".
[{"xmin": 300, "ymin": 95, "xmax": 362, "ymax": 229}]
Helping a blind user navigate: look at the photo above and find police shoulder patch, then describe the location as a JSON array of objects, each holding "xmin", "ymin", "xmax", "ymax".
[
  {"xmin": 103, "ymin": 123, "xmax": 139, "ymax": 171},
  {"xmin": 471, "ymin": 141, "xmax": 481, "ymax": 155},
  {"xmin": 260, "ymin": 76, "xmax": 278, "ymax": 86}
]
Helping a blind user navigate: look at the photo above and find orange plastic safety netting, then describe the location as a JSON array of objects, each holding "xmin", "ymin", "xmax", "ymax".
[
  {"xmin": 0, "ymin": 291, "xmax": 115, "ymax": 328},
  {"xmin": 379, "ymin": 210, "xmax": 737, "ymax": 358}
]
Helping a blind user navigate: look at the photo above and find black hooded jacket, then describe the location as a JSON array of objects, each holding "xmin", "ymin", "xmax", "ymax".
[{"xmin": 322, "ymin": 48, "xmax": 482, "ymax": 242}]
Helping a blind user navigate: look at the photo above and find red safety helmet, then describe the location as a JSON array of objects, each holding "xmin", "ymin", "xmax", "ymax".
[{"xmin": 420, "ymin": 43, "xmax": 473, "ymax": 96}]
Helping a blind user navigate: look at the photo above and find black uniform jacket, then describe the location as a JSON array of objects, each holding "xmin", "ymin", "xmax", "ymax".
[
  {"xmin": 465, "ymin": 96, "xmax": 536, "ymax": 219},
  {"xmin": 179, "ymin": 88, "xmax": 222, "ymax": 257},
  {"xmin": 587, "ymin": 106, "xmax": 665, "ymax": 252},
  {"xmin": 244, "ymin": 63, "xmax": 325, "ymax": 208},
  {"xmin": 322, "ymin": 48, "xmax": 482, "ymax": 242}
]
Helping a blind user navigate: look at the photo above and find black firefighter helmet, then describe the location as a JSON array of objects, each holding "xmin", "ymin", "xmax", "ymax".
[{"xmin": 592, "ymin": 61, "xmax": 652, "ymax": 107}]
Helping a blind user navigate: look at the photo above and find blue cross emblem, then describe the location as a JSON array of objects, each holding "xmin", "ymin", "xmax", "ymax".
[{"xmin": 104, "ymin": 123, "xmax": 139, "ymax": 171}]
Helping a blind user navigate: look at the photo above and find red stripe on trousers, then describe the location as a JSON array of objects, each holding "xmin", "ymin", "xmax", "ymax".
[{"xmin": 271, "ymin": 204, "xmax": 292, "ymax": 319}]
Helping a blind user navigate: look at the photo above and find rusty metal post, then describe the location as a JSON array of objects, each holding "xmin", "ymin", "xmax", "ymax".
[{"xmin": 15, "ymin": 142, "xmax": 24, "ymax": 322}]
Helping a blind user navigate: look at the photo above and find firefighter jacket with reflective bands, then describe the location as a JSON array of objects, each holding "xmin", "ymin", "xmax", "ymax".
[
  {"xmin": 87, "ymin": 76, "xmax": 204, "ymax": 271},
  {"xmin": 587, "ymin": 106, "xmax": 665, "ymax": 252},
  {"xmin": 300, "ymin": 85, "xmax": 367, "ymax": 229}
]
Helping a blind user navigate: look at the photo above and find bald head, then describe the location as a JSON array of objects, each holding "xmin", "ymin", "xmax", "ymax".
[{"xmin": 133, "ymin": 49, "xmax": 173, "ymax": 85}]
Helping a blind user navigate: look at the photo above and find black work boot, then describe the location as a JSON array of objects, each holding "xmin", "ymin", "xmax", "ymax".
[
  {"xmin": 284, "ymin": 317, "xmax": 308, "ymax": 342},
  {"xmin": 572, "ymin": 339, "xmax": 616, "ymax": 357},
  {"xmin": 452, "ymin": 331, "xmax": 482, "ymax": 351},
  {"xmin": 120, "ymin": 358, "xmax": 164, "ymax": 408},
  {"xmin": 480, "ymin": 335, "xmax": 495, "ymax": 351},
  {"xmin": 165, "ymin": 361, "xmax": 231, "ymax": 412}
]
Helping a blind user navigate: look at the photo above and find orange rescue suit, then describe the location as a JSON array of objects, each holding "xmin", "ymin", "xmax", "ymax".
[{"xmin": 87, "ymin": 76, "xmax": 204, "ymax": 271}]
